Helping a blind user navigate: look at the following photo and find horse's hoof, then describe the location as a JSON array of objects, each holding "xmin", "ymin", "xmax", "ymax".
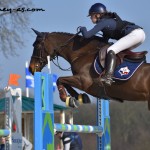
[
  {"xmin": 78, "ymin": 93, "xmax": 91, "ymax": 104},
  {"xmin": 82, "ymin": 93, "xmax": 91, "ymax": 103},
  {"xmin": 66, "ymin": 96, "xmax": 79, "ymax": 108}
]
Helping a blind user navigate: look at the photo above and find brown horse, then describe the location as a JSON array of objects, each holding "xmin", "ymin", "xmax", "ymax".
[{"xmin": 29, "ymin": 29, "xmax": 150, "ymax": 110}]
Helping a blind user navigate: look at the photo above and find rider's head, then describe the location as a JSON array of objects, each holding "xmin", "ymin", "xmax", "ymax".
[{"xmin": 88, "ymin": 3, "xmax": 107, "ymax": 24}]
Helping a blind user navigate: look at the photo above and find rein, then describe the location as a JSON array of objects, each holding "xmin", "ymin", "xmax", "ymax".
[
  {"xmin": 53, "ymin": 31, "xmax": 81, "ymax": 56},
  {"xmin": 51, "ymin": 31, "xmax": 81, "ymax": 71},
  {"xmin": 32, "ymin": 31, "xmax": 80, "ymax": 72}
]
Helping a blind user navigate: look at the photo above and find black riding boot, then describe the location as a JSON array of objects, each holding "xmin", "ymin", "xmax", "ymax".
[{"xmin": 101, "ymin": 50, "xmax": 116, "ymax": 86}]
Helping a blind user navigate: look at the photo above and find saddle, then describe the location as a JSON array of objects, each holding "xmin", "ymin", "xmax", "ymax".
[{"xmin": 99, "ymin": 44, "xmax": 147, "ymax": 68}]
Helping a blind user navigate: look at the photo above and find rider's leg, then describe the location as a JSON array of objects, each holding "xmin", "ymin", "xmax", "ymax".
[
  {"xmin": 101, "ymin": 50, "xmax": 116, "ymax": 86},
  {"xmin": 108, "ymin": 28, "xmax": 145, "ymax": 54},
  {"xmin": 101, "ymin": 28, "xmax": 145, "ymax": 86}
]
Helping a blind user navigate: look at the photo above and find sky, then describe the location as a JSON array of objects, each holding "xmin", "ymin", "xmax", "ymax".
[{"xmin": 1, "ymin": 0, "xmax": 150, "ymax": 105}]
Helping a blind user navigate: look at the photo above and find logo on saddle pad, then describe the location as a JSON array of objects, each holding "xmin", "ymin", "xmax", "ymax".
[
  {"xmin": 118, "ymin": 67, "xmax": 130, "ymax": 76},
  {"xmin": 94, "ymin": 56, "xmax": 144, "ymax": 81}
]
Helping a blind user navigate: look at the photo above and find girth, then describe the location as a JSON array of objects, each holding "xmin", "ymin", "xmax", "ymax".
[{"xmin": 98, "ymin": 44, "xmax": 147, "ymax": 68}]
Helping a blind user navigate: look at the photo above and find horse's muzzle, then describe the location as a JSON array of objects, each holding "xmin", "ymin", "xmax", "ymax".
[{"xmin": 29, "ymin": 66, "xmax": 35, "ymax": 75}]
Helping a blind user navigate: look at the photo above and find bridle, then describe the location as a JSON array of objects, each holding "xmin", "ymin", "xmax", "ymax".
[
  {"xmin": 31, "ymin": 33, "xmax": 50, "ymax": 71},
  {"xmin": 32, "ymin": 31, "xmax": 81, "ymax": 71}
]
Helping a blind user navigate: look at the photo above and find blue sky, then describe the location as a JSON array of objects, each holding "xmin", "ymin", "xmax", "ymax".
[{"xmin": 1, "ymin": 0, "xmax": 150, "ymax": 105}]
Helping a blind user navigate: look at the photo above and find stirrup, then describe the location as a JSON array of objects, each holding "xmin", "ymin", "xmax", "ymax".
[{"xmin": 101, "ymin": 75, "xmax": 114, "ymax": 86}]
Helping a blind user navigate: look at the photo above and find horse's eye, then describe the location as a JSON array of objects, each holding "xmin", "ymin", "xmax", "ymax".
[{"xmin": 35, "ymin": 64, "xmax": 39, "ymax": 67}]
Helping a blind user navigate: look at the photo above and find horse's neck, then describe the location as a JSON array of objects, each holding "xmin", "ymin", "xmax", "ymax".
[
  {"xmin": 49, "ymin": 33, "xmax": 76, "ymax": 63},
  {"xmin": 49, "ymin": 33, "xmax": 104, "ymax": 64}
]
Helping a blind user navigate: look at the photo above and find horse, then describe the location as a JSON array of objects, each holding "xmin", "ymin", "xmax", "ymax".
[{"xmin": 29, "ymin": 29, "xmax": 150, "ymax": 110}]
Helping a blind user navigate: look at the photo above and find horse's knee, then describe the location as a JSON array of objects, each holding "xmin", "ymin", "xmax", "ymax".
[
  {"xmin": 56, "ymin": 77, "xmax": 61, "ymax": 85},
  {"xmin": 57, "ymin": 77, "xmax": 67, "ymax": 86}
]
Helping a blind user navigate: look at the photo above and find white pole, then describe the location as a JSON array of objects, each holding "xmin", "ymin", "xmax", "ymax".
[
  {"xmin": 26, "ymin": 88, "xmax": 29, "ymax": 97},
  {"xmin": 25, "ymin": 61, "xmax": 29, "ymax": 97},
  {"xmin": 47, "ymin": 56, "xmax": 51, "ymax": 74},
  {"xmin": 60, "ymin": 110, "xmax": 65, "ymax": 124},
  {"xmin": 68, "ymin": 111, "xmax": 74, "ymax": 125}
]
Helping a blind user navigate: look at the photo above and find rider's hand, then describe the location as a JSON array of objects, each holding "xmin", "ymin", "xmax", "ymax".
[
  {"xmin": 77, "ymin": 26, "xmax": 85, "ymax": 33},
  {"xmin": 79, "ymin": 26, "xmax": 86, "ymax": 32}
]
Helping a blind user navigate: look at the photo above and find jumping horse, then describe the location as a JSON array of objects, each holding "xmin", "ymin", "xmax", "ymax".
[{"xmin": 29, "ymin": 29, "xmax": 150, "ymax": 110}]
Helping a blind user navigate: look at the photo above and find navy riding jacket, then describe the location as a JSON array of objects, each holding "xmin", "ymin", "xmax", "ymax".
[{"xmin": 80, "ymin": 18, "xmax": 140, "ymax": 40}]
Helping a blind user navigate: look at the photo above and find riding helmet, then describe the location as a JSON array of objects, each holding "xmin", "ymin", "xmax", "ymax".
[{"xmin": 88, "ymin": 3, "xmax": 107, "ymax": 16}]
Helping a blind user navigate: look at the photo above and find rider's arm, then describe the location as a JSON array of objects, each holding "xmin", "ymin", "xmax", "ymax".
[{"xmin": 80, "ymin": 18, "xmax": 116, "ymax": 38}]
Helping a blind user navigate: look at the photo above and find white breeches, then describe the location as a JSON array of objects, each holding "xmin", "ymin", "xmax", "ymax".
[{"xmin": 107, "ymin": 28, "xmax": 146, "ymax": 54}]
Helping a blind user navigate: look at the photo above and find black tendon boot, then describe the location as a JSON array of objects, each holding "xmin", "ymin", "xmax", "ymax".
[{"xmin": 101, "ymin": 50, "xmax": 116, "ymax": 86}]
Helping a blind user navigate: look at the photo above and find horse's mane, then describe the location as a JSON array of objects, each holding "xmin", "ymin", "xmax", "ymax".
[
  {"xmin": 50, "ymin": 32, "xmax": 107, "ymax": 43},
  {"xmin": 51, "ymin": 32, "xmax": 74, "ymax": 36}
]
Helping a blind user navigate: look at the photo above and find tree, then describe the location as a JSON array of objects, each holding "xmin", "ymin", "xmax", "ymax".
[{"xmin": 0, "ymin": 0, "xmax": 32, "ymax": 57}]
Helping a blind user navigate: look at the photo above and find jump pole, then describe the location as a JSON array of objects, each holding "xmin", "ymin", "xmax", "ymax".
[
  {"xmin": 34, "ymin": 73, "xmax": 54, "ymax": 150},
  {"xmin": 34, "ymin": 72, "xmax": 111, "ymax": 150},
  {"xmin": 0, "ymin": 87, "xmax": 22, "ymax": 150}
]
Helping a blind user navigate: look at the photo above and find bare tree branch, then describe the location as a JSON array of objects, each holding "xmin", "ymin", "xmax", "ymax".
[{"xmin": 0, "ymin": 0, "xmax": 33, "ymax": 57}]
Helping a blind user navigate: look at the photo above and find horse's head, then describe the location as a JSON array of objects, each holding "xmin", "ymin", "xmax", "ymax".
[
  {"xmin": 29, "ymin": 29, "xmax": 56, "ymax": 74},
  {"xmin": 29, "ymin": 29, "xmax": 105, "ymax": 75}
]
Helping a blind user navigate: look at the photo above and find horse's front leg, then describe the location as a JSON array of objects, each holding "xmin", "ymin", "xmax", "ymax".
[{"xmin": 57, "ymin": 75, "xmax": 91, "ymax": 107}]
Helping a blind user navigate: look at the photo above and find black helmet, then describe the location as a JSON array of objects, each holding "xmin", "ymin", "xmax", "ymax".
[{"xmin": 88, "ymin": 3, "xmax": 107, "ymax": 16}]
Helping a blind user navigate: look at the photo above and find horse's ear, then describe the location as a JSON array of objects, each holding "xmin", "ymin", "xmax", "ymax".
[{"xmin": 31, "ymin": 28, "xmax": 42, "ymax": 36}]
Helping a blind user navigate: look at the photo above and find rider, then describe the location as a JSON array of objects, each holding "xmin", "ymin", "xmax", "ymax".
[{"xmin": 79, "ymin": 3, "xmax": 145, "ymax": 86}]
